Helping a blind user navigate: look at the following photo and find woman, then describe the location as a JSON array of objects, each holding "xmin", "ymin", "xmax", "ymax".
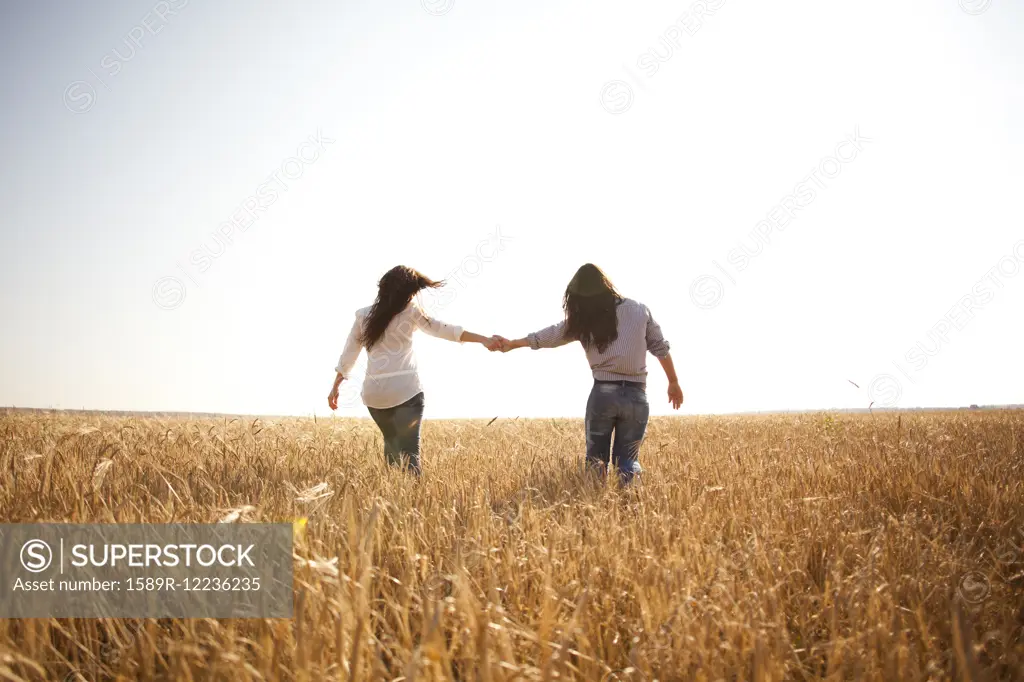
[
  {"xmin": 497, "ymin": 264, "xmax": 682, "ymax": 482},
  {"xmin": 328, "ymin": 265, "xmax": 498, "ymax": 475}
]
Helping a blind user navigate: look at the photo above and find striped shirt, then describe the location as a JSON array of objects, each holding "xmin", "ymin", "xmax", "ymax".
[{"xmin": 527, "ymin": 298, "xmax": 670, "ymax": 385}]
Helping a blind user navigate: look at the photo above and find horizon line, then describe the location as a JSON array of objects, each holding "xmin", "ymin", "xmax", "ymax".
[{"xmin": 3, "ymin": 403, "xmax": 1022, "ymax": 421}]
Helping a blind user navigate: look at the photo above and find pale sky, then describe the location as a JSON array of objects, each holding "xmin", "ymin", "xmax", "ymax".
[{"xmin": 1, "ymin": 0, "xmax": 1021, "ymax": 419}]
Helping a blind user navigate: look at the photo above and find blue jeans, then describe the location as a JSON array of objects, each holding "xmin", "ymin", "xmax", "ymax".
[
  {"xmin": 367, "ymin": 392, "xmax": 424, "ymax": 475},
  {"xmin": 585, "ymin": 380, "xmax": 650, "ymax": 483}
]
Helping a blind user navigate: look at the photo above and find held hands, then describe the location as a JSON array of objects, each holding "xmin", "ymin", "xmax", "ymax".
[{"xmin": 485, "ymin": 335, "xmax": 516, "ymax": 352}]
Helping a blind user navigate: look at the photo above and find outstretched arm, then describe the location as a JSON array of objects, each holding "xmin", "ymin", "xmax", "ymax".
[
  {"xmin": 494, "ymin": 336, "xmax": 528, "ymax": 351},
  {"xmin": 411, "ymin": 304, "xmax": 502, "ymax": 350},
  {"xmin": 462, "ymin": 331, "xmax": 504, "ymax": 351},
  {"xmin": 496, "ymin": 321, "xmax": 570, "ymax": 352}
]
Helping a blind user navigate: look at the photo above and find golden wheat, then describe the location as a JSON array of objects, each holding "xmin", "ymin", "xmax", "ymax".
[{"xmin": 1, "ymin": 409, "xmax": 1022, "ymax": 681}]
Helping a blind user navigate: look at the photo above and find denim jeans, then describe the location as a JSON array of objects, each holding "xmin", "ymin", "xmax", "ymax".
[
  {"xmin": 367, "ymin": 392, "xmax": 425, "ymax": 475},
  {"xmin": 584, "ymin": 380, "xmax": 650, "ymax": 483}
]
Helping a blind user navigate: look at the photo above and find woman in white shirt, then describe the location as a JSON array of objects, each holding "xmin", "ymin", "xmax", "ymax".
[{"xmin": 327, "ymin": 265, "xmax": 498, "ymax": 474}]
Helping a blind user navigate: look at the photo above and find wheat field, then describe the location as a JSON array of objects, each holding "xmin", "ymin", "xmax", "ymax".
[{"xmin": 0, "ymin": 409, "xmax": 1022, "ymax": 681}]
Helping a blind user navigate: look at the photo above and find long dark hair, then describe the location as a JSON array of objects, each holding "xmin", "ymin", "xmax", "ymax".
[
  {"xmin": 360, "ymin": 266, "xmax": 442, "ymax": 350},
  {"xmin": 563, "ymin": 263, "xmax": 622, "ymax": 353}
]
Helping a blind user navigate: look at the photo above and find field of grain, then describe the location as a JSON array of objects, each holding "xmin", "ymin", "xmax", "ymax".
[{"xmin": 1, "ymin": 410, "xmax": 1022, "ymax": 681}]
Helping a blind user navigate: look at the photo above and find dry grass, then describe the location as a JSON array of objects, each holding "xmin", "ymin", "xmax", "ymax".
[{"xmin": 1, "ymin": 409, "xmax": 1023, "ymax": 681}]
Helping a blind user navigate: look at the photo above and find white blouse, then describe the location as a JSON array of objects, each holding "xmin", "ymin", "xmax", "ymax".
[{"xmin": 335, "ymin": 301, "xmax": 464, "ymax": 409}]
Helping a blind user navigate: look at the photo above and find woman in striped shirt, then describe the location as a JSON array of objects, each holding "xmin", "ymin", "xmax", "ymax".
[
  {"xmin": 497, "ymin": 264, "xmax": 683, "ymax": 482},
  {"xmin": 328, "ymin": 265, "xmax": 499, "ymax": 475}
]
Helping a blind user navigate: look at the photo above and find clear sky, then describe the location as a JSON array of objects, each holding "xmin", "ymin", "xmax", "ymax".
[{"xmin": 1, "ymin": 0, "xmax": 1021, "ymax": 419}]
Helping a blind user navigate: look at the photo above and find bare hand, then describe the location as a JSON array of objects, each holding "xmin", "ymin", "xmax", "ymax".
[
  {"xmin": 328, "ymin": 386, "xmax": 339, "ymax": 411},
  {"xmin": 498, "ymin": 337, "xmax": 521, "ymax": 352},
  {"xmin": 667, "ymin": 382, "xmax": 683, "ymax": 410},
  {"xmin": 486, "ymin": 335, "xmax": 508, "ymax": 352}
]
